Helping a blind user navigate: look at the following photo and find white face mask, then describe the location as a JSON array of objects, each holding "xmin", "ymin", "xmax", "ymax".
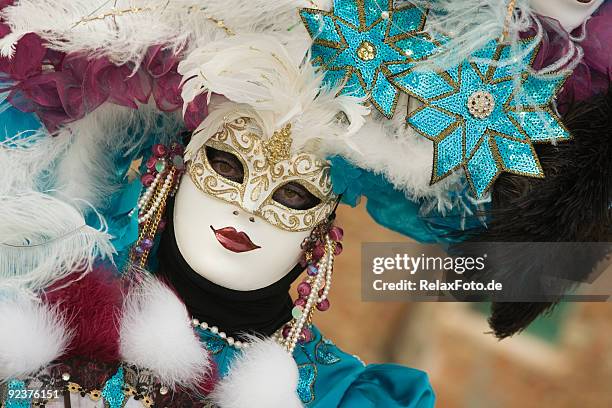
[
  {"xmin": 173, "ymin": 115, "xmax": 336, "ymax": 291},
  {"xmin": 530, "ymin": 0, "xmax": 604, "ymax": 32},
  {"xmin": 173, "ymin": 176, "xmax": 311, "ymax": 290}
]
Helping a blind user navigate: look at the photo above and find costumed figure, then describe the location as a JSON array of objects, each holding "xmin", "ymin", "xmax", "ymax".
[{"xmin": 0, "ymin": 0, "xmax": 610, "ymax": 407}]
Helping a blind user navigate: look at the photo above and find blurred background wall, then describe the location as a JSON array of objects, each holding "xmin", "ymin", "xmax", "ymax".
[{"xmin": 310, "ymin": 203, "xmax": 612, "ymax": 408}]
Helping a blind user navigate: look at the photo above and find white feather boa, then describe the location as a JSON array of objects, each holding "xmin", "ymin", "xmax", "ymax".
[
  {"xmin": 0, "ymin": 0, "xmax": 216, "ymax": 63},
  {"xmin": 324, "ymin": 94, "xmax": 465, "ymax": 204},
  {"xmin": 0, "ymin": 103, "xmax": 183, "ymax": 292},
  {"xmin": 0, "ymin": 293, "xmax": 72, "ymax": 380},
  {"xmin": 211, "ymin": 337, "xmax": 303, "ymax": 408},
  {"xmin": 119, "ymin": 276, "xmax": 211, "ymax": 389}
]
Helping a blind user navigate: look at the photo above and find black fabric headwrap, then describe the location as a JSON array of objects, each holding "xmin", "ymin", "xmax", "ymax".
[{"xmin": 156, "ymin": 200, "xmax": 304, "ymax": 339}]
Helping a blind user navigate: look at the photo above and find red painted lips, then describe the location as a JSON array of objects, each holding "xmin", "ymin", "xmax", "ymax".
[{"xmin": 210, "ymin": 226, "xmax": 261, "ymax": 253}]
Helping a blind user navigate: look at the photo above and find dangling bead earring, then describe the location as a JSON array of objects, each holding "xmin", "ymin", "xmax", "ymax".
[
  {"xmin": 129, "ymin": 142, "xmax": 186, "ymax": 268},
  {"xmin": 276, "ymin": 223, "xmax": 344, "ymax": 354}
]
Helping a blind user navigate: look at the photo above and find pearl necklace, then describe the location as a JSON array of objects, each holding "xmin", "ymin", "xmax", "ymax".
[
  {"xmin": 190, "ymin": 233, "xmax": 339, "ymax": 355},
  {"xmin": 281, "ymin": 236, "xmax": 334, "ymax": 354},
  {"xmin": 191, "ymin": 319, "xmax": 250, "ymax": 350},
  {"xmin": 193, "ymin": 317, "xmax": 308, "ymax": 353},
  {"xmin": 137, "ymin": 169, "xmax": 176, "ymax": 224}
]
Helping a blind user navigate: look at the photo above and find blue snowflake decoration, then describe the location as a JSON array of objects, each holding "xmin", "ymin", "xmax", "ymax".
[
  {"xmin": 391, "ymin": 38, "xmax": 571, "ymax": 198},
  {"xmin": 300, "ymin": 0, "xmax": 438, "ymax": 118}
]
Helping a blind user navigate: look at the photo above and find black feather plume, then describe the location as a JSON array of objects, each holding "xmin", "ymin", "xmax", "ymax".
[{"xmin": 449, "ymin": 90, "xmax": 612, "ymax": 339}]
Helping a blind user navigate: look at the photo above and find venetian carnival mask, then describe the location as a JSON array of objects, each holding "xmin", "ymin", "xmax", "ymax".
[
  {"xmin": 530, "ymin": 0, "xmax": 604, "ymax": 31},
  {"xmin": 173, "ymin": 114, "xmax": 337, "ymax": 291}
]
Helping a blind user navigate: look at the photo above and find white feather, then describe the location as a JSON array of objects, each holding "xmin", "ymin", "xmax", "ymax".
[
  {"xmin": 195, "ymin": 0, "xmax": 326, "ymax": 60},
  {"xmin": 0, "ymin": 134, "xmax": 114, "ymax": 292},
  {"xmin": 119, "ymin": 276, "xmax": 211, "ymax": 389},
  {"xmin": 54, "ymin": 104, "xmax": 182, "ymax": 211},
  {"xmin": 0, "ymin": 192, "xmax": 115, "ymax": 291},
  {"xmin": 407, "ymin": 0, "xmax": 537, "ymax": 70},
  {"xmin": 0, "ymin": 131, "xmax": 66, "ymax": 195},
  {"xmin": 211, "ymin": 337, "xmax": 302, "ymax": 408},
  {"xmin": 0, "ymin": 0, "xmax": 210, "ymax": 63},
  {"xmin": 201, "ymin": 0, "xmax": 325, "ymax": 35},
  {"xmin": 406, "ymin": 0, "xmax": 581, "ymax": 74},
  {"xmin": 322, "ymin": 94, "xmax": 465, "ymax": 205},
  {"xmin": 0, "ymin": 293, "xmax": 72, "ymax": 380},
  {"xmin": 180, "ymin": 34, "xmax": 368, "ymax": 156},
  {"xmin": 0, "ymin": 0, "xmax": 317, "ymax": 65}
]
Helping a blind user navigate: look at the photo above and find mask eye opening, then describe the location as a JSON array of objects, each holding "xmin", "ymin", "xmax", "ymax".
[
  {"xmin": 205, "ymin": 145, "xmax": 245, "ymax": 184},
  {"xmin": 272, "ymin": 181, "xmax": 322, "ymax": 211}
]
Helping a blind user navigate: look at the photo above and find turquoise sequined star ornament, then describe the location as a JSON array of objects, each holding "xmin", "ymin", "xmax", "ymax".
[
  {"xmin": 392, "ymin": 38, "xmax": 570, "ymax": 198},
  {"xmin": 300, "ymin": 0, "xmax": 438, "ymax": 118}
]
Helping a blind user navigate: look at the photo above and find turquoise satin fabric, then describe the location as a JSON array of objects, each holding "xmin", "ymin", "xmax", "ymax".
[
  {"xmin": 100, "ymin": 179, "xmax": 143, "ymax": 270},
  {"xmin": 197, "ymin": 325, "xmax": 435, "ymax": 407},
  {"xmin": 329, "ymin": 155, "xmax": 484, "ymax": 244}
]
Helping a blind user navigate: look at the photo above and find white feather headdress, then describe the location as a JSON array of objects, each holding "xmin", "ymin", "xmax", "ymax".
[
  {"xmin": 180, "ymin": 34, "xmax": 369, "ymax": 159},
  {"xmin": 179, "ymin": 32, "xmax": 463, "ymax": 205}
]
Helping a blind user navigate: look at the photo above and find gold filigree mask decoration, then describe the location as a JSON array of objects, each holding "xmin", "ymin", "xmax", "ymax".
[
  {"xmin": 187, "ymin": 117, "xmax": 336, "ymax": 232},
  {"xmin": 263, "ymin": 123, "xmax": 292, "ymax": 164}
]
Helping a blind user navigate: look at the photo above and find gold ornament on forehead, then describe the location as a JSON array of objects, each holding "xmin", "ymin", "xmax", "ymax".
[{"xmin": 262, "ymin": 123, "xmax": 293, "ymax": 165}]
